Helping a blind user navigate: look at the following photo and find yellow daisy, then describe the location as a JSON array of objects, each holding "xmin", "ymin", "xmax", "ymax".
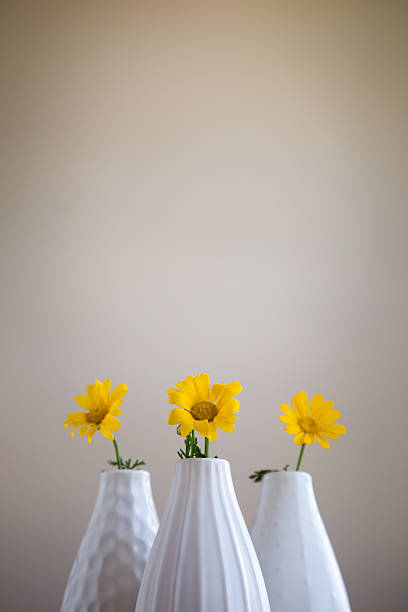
[
  {"xmin": 64, "ymin": 379, "xmax": 128, "ymax": 443},
  {"xmin": 167, "ymin": 373, "xmax": 242, "ymax": 442},
  {"xmin": 280, "ymin": 391, "xmax": 346, "ymax": 449}
]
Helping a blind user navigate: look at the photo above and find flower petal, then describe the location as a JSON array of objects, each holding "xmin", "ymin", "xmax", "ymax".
[
  {"xmin": 321, "ymin": 423, "xmax": 346, "ymax": 435},
  {"xmin": 209, "ymin": 384, "xmax": 225, "ymax": 403},
  {"xmin": 168, "ymin": 408, "xmax": 189, "ymax": 425},
  {"xmin": 193, "ymin": 373, "xmax": 210, "ymax": 402},
  {"xmin": 316, "ymin": 434, "xmax": 330, "ymax": 449},
  {"xmin": 78, "ymin": 424, "xmax": 89, "ymax": 437},
  {"xmin": 104, "ymin": 415, "xmax": 121, "ymax": 431},
  {"xmin": 214, "ymin": 416, "xmax": 235, "ymax": 434},
  {"xmin": 304, "ymin": 432, "xmax": 315, "ymax": 445},
  {"xmin": 318, "ymin": 408, "xmax": 342, "ymax": 425},
  {"xmin": 309, "ymin": 394, "xmax": 324, "ymax": 418},
  {"xmin": 110, "ymin": 383, "xmax": 129, "ymax": 405},
  {"xmin": 285, "ymin": 423, "xmax": 301, "ymax": 434},
  {"xmin": 207, "ymin": 422, "xmax": 218, "ymax": 441},
  {"xmin": 292, "ymin": 391, "xmax": 308, "ymax": 418},
  {"xmin": 179, "ymin": 416, "xmax": 194, "ymax": 437},
  {"xmin": 221, "ymin": 398, "xmax": 239, "ymax": 413},
  {"xmin": 73, "ymin": 395, "xmax": 92, "ymax": 411},
  {"xmin": 280, "ymin": 403, "xmax": 297, "ymax": 421},
  {"xmin": 100, "ymin": 379, "xmax": 111, "ymax": 403},
  {"xmin": 100, "ymin": 426, "xmax": 114, "ymax": 441},
  {"xmin": 216, "ymin": 409, "xmax": 237, "ymax": 424},
  {"xmin": 194, "ymin": 419, "xmax": 209, "ymax": 438},
  {"xmin": 87, "ymin": 380, "xmax": 102, "ymax": 405},
  {"xmin": 176, "ymin": 375, "xmax": 200, "ymax": 405},
  {"xmin": 212, "ymin": 381, "xmax": 243, "ymax": 409},
  {"xmin": 294, "ymin": 431, "xmax": 305, "ymax": 445},
  {"xmin": 87, "ymin": 426, "xmax": 98, "ymax": 443},
  {"xmin": 168, "ymin": 408, "xmax": 194, "ymax": 437},
  {"xmin": 280, "ymin": 415, "xmax": 297, "ymax": 425},
  {"xmin": 167, "ymin": 389, "xmax": 191, "ymax": 410}
]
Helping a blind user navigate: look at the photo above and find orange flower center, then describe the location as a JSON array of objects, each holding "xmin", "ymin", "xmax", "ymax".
[
  {"xmin": 299, "ymin": 416, "xmax": 318, "ymax": 433},
  {"xmin": 86, "ymin": 405, "xmax": 109, "ymax": 425},
  {"xmin": 191, "ymin": 401, "xmax": 218, "ymax": 422}
]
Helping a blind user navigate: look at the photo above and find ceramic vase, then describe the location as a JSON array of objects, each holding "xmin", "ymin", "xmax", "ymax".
[
  {"xmin": 135, "ymin": 458, "xmax": 270, "ymax": 612},
  {"xmin": 61, "ymin": 470, "xmax": 159, "ymax": 612},
  {"xmin": 251, "ymin": 471, "xmax": 351, "ymax": 612}
]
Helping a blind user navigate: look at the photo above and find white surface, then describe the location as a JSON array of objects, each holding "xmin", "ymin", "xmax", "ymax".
[
  {"xmin": 60, "ymin": 470, "xmax": 159, "ymax": 612},
  {"xmin": 135, "ymin": 458, "xmax": 270, "ymax": 612},
  {"xmin": 251, "ymin": 471, "xmax": 351, "ymax": 612}
]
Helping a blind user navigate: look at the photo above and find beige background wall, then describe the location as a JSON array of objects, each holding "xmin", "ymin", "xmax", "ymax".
[{"xmin": 1, "ymin": 1, "xmax": 407, "ymax": 611}]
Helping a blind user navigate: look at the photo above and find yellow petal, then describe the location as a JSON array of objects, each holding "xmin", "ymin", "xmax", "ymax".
[
  {"xmin": 279, "ymin": 414, "xmax": 298, "ymax": 425},
  {"xmin": 194, "ymin": 419, "xmax": 209, "ymax": 438},
  {"xmin": 281, "ymin": 403, "xmax": 297, "ymax": 420},
  {"xmin": 212, "ymin": 381, "xmax": 243, "ymax": 409},
  {"xmin": 104, "ymin": 415, "xmax": 121, "ymax": 431},
  {"xmin": 292, "ymin": 391, "xmax": 308, "ymax": 418},
  {"xmin": 87, "ymin": 380, "xmax": 102, "ymax": 405},
  {"xmin": 87, "ymin": 426, "xmax": 98, "ymax": 443},
  {"xmin": 216, "ymin": 409, "xmax": 237, "ymax": 424},
  {"xmin": 316, "ymin": 434, "xmax": 330, "ymax": 449},
  {"xmin": 100, "ymin": 426, "xmax": 114, "ymax": 441},
  {"xmin": 214, "ymin": 416, "xmax": 235, "ymax": 434},
  {"xmin": 168, "ymin": 408, "xmax": 188, "ymax": 425},
  {"xmin": 65, "ymin": 412, "xmax": 87, "ymax": 424},
  {"xmin": 319, "ymin": 424, "xmax": 346, "ymax": 439},
  {"xmin": 78, "ymin": 424, "xmax": 89, "ymax": 437},
  {"xmin": 304, "ymin": 432, "xmax": 315, "ymax": 445},
  {"xmin": 285, "ymin": 423, "xmax": 301, "ymax": 434},
  {"xmin": 294, "ymin": 431, "xmax": 305, "ymax": 445},
  {"xmin": 209, "ymin": 384, "xmax": 225, "ymax": 403},
  {"xmin": 193, "ymin": 373, "xmax": 210, "ymax": 402},
  {"xmin": 73, "ymin": 395, "xmax": 92, "ymax": 410},
  {"xmin": 167, "ymin": 389, "xmax": 191, "ymax": 410},
  {"xmin": 176, "ymin": 375, "xmax": 200, "ymax": 405},
  {"xmin": 318, "ymin": 408, "xmax": 342, "ymax": 425},
  {"xmin": 110, "ymin": 383, "xmax": 129, "ymax": 405},
  {"xmin": 221, "ymin": 398, "xmax": 240, "ymax": 413},
  {"xmin": 309, "ymin": 394, "xmax": 324, "ymax": 418},
  {"xmin": 179, "ymin": 418, "xmax": 194, "ymax": 437},
  {"xmin": 111, "ymin": 408, "xmax": 122, "ymax": 416},
  {"xmin": 207, "ymin": 422, "xmax": 218, "ymax": 441},
  {"xmin": 321, "ymin": 423, "xmax": 346, "ymax": 435},
  {"xmin": 101, "ymin": 379, "xmax": 111, "ymax": 403}
]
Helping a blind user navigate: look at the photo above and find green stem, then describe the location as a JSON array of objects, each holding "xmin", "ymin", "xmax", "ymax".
[
  {"xmin": 190, "ymin": 429, "xmax": 195, "ymax": 458},
  {"xmin": 296, "ymin": 443, "xmax": 306, "ymax": 471},
  {"xmin": 113, "ymin": 437, "xmax": 123, "ymax": 469},
  {"xmin": 204, "ymin": 437, "xmax": 209, "ymax": 458}
]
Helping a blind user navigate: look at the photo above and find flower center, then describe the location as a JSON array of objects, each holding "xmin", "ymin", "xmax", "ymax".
[
  {"xmin": 86, "ymin": 405, "xmax": 109, "ymax": 425},
  {"xmin": 299, "ymin": 416, "xmax": 318, "ymax": 433},
  {"xmin": 190, "ymin": 401, "xmax": 218, "ymax": 422}
]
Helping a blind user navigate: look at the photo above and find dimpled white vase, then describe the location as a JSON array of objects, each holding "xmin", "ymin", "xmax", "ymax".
[
  {"xmin": 61, "ymin": 470, "xmax": 159, "ymax": 612},
  {"xmin": 135, "ymin": 458, "xmax": 270, "ymax": 612},
  {"xmin": 251, "ymin": 471, "xmax": 351, "ymax": 612}
]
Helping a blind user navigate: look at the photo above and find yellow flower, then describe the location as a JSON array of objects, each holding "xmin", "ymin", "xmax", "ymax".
[
  {"xmin": 167, "ymin": 373, "xmax": 242, "ymax": 442},
  {"xmin": 64, "ymin": 379, "xmax": 128, "ymax": 443},
  {"xmin": 280, "ymin": 391, "xmax": 346, "ymax": 449}
]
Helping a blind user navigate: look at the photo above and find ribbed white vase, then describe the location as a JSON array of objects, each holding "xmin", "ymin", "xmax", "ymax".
[
  {"xmin": 135, "ymin": 458, "xmax": 270, "ymax": 612},
  {"xmin": 251, "ymin": 471, "xmax": 351, "ymax": 612},
  {"xmin": 61, "ymin": 470, "xmax": 159, "ymax": 612}
]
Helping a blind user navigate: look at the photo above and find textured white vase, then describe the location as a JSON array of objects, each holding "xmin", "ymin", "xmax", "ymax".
[
  {"xmin": 135, "ymin": 458, "xmax": 270, "ymax": 612},
  {"xmin": 61, "ymin": 470, "xmax": 159, "ymax": 612},
  {"xmin": 251, "ymin": 471, "xmax": 351, "ymax": 612}
]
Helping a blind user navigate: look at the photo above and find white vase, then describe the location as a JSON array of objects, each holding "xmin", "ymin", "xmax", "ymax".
[
  {"xmin": 135, "ymin": 458, "xmax": 270, "ymax": 612},
  {"xmin": 251, "ymin": 471, "xmax": 351, "ymax": 612},
  {"xmin": 61, "ymin": 470, "xmax": 159, "ymax": 612}
]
